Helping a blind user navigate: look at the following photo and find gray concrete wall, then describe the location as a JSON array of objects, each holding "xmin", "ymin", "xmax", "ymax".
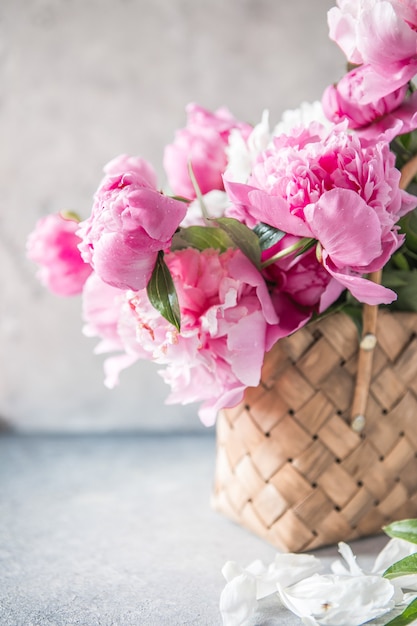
[{"xmin": 1, "ymin": 0, "xmax": 344, "ymax": 432}]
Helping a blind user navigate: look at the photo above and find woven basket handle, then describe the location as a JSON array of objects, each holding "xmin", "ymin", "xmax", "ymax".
[{"xmin": 350, "ymin": 154, "xmax": 417, "ymax": 432}]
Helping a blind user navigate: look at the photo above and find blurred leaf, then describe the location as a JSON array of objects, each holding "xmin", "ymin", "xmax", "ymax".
[
  {"xmin": 392, "ymin": 252, "xmax": 410, "ymax": 271},
  {"xmin": 384, "ymin": 519, "xmax": 417, "ymax": 545},
  {"xmin": 341, "ymin": 305, "xmax": 363, "ymax": 337},
  {"xmin": 147, "ymin": 252, "xmax": 181, "ymax": 331},
  {"xmin": 383, "ymin": 554, "xmax": 417, "ymax": 579},
  {"xmin": 171, "ymin": 195, "xmax": 191, "ymax": 203},
  {"xmin": 407, "ymin": 181, "xmax": 417, "ymax": 197},
  {"xmin": 214, "ymin": 217, "xmax": 262, "ymax": 269},
  {"xmin": 60, "ymin": 210, "xmax": 81, "ymax": 222},
  {"xmin": 384, "ymin": 598, "xmax": 417, "ymax": 626},
  {"xmin": 172, "ymin": 226, "xmax": 232, "ymax": 252},
  {"xmin": 382, "ymin": 270, "xmax": 417, "ymax": 311},
  {"xmin": 382, "ymin": 271, "xmax": 409, "ymax": 288},
  {"xmin": 405, "ymin": 249, "xmax": 417, "ymax": 263},
  {"xmin": 400, "ymin": 210, "xmax": 417, "ymax": 253},
  {"xmin": 253, "ymin": 222, "xmax": 286, "ymax": 251}
]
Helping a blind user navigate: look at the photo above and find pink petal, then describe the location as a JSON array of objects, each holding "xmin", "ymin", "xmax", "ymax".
[
  {"xmin": 228, "ymin": 310, "xmax": 266, "ymax": 387},
  {"xmin": 304, "ymin": 189, "xmax": 382, "ymax": 268},
  {"xmin": 359, "ymin": 63, "xmax": 417, "ymax": 103},
  {"xmin": 228, "ymin": 253, "xmax": 279, "ymax": 325},
  {"xmin": 247, "ymin": 190, "xmax": 313, "ymax": 237},
  {"xmin": 359, "ymin": 2, "xmax": 417, "ymax": 70},
  {"xmin": 323, "ymin": 255, "xmax": 397, "ymax": 305},
  {"xmin": 103, "ymin": 353, "xmax": 139, "ymax": 388},
  {"xmin": 267, "ymin": 293, "xmax": 312, "ymax": 350},
  {"xmin": 224, "ymin": 179, "xmax": 312, "ymax": 236},
  {"xmin": 198, "ymin": 386, "xmax": 246, "ymax": 426},
  {"xmin": 328, "ymin": 6, "xmax": 363, "ymax": 64},
  {"xmin": 358, "ymin": 91, "xmax": 417, "ymax": 142},
  {"xmin": 318, "ymin": 278, "xmax": 345, "ymax": 314},
  {"xmin": 94, "ymin": 232, "xmax": 158, "ymax": 291}
]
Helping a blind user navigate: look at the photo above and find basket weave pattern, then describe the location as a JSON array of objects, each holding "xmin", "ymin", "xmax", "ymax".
[{"xmin": 212, "ymin": 310, "xmax": 417, "ymax": 552}]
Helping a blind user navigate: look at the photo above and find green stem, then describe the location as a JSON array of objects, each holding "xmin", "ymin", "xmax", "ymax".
[
  {"xmin": 187, "ymin": 161, "xmax": 209, "ymax": 220},
  {"xmin": 260, "ymin": 237, "xmax": 314, "ymax": 268}
]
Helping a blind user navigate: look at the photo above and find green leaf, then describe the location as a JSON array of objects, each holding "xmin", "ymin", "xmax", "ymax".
[
  {"xmin": 383, "ymin": 553, "xmax": 417, "ymax": 579},
  {"xmin": 384, "ymin": 519, "xmax": 417, "ymax": 545},
  {"xmin": 171, "ymin": 226, "xmax": 232, "ymax": 253},
  {"xmin": 252, "ymin": 222, "xmax": 286, "ymax": 251},
  {"xmin": 383, "ymin": 597, "xmax": 417, "ymax": 626},
  {"xmin": 214, "ymin": 217, "xmax": 262, "ymax": 269},
  {"xmin": 146, "ymin": 252, "xmax": 181, "ymax": 331}
]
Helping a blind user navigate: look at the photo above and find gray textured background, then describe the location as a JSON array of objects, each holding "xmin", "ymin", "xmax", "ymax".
[
  {"xmin": 0, "ymin": 433, "xmax": 391, "ymax": 626},
  {"xmin": 1, "ymin": 0, "xmax": 344, "ymax": 432}
]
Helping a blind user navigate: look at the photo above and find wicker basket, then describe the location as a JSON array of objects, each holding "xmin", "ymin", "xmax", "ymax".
[{"xmin": 212, "ymin": 308, "xmax": 417, "ymax": 552}]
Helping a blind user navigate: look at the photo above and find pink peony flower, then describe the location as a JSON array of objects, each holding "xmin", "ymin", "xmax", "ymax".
[
  {"xmin": 328, "ymin": 0, "xmax": 417, "ymax": 101},
  {"xmin": 163, "ymin": 103, "xmax": 251, "ymax": 199},
  {"xmin": 225, "ymin": 123, "xmax": 417, "ymax": 305},
  {"xmin": 77, "ymin": 154, "xmax": 187, "ymax": 292},
  {"xmin": 117, "ymin": 248, "xmax": 280, "ymax": 425},
  {"xmin": 322, "ymin": 65, "xmax": 409, "ymax": 129},
  {"xmin": 27, "ymin": 212, "xmax": 92, "ymax": 296},
  {"xmin": 81, "ymin": 246, "xmax": 293, "ymax": 425}
]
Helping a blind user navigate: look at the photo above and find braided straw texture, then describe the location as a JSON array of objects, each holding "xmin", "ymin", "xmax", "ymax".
[{"xmin": 212, "ymin": 310, "xmax": 417, "ymax": 552}]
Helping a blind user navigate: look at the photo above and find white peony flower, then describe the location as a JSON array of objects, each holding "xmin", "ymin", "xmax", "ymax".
[
  {"xmin": 180, "ymin": 189, "xmax": 230, "ymax": 227},
  {"xmin": 273, "ymin": 100, "xmax": 332, "ymax": 136},
  {"xmin": 225, "ymin": 110, "xmax": 271, "ymax": 183}
]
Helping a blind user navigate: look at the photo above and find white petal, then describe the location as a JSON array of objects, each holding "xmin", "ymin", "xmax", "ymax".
[
  {"xmin": 273, "ymin": 101, "xmax": 332, "ymax": 136},
  {"xmin": 371, "ymin": 538, "xmax": 417, "ymax": 595},
  {"xmin": 219, "ymin": 572, "xmax": 257, "ymax": 626},
  {"xmin": 222, "ymin": 561, "xmax": 244, "ymax": 583},
  {"xmin": 372, "ymin": 538, "xmax": 417, "ymax": 575},
  {"xmin": 278, "ymin": 573, "xmax": 395, "ymax": 625},
  {"xmin": 180, "ymin": 190, "xmax": 230, "ymax": 227},
  {"xmin": 245, "ymin": 559, "xmax": 267, "ymax": 577},
  {"xmin": 331, "ymin": 542, "xmax": 364, "ymax": 577},
  {"xmin": 256, "ymin": 553, "xmax": 322, "ymax": 600},
  {"xmin": 225, "ymin": 130, "xmax": 253, "ymax": 183},
  {"xmin": 400, "ymin": 591, "xmax": 417, "ymax": 606},
  {"xmin": 247, "ymin": 109, "xmax": 271, "ymax": 155},
  {"xmin": 301, "ymin": 617, "xmax": 320, "ymax": 626}
]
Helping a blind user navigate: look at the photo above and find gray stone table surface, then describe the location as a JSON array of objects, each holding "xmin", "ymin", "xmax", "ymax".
[{"xmin": 0, "ymin": 433, "xmax": 390, "ymax": 625}]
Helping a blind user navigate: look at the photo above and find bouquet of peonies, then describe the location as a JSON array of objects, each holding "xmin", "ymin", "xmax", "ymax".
[{"xmin": 27, "ymin": 0, "xmax": 417, "ymax": 427}]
